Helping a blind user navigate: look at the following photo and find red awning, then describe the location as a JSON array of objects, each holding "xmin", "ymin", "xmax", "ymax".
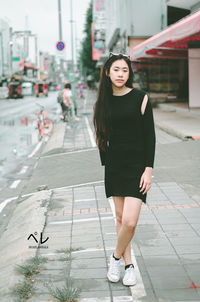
[{"xmin": 131, "ymin": 10, "xmax": 200, "ymax": 60}]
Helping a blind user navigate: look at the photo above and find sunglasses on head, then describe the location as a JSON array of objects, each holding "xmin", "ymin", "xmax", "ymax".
[{"xmin": 109, "ymin": 52, "xmax": 131, "ymax": 60}]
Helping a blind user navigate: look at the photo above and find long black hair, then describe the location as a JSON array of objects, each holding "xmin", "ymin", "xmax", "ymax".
[{"xmin": 93, "ymin": 54, "xmax": 133, "ymax": 151}]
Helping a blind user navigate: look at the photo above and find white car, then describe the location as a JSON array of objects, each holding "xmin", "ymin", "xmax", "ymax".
[
  {"xmin": 22, "ymin": 82, "xmax": 33, "ymax": 96},
  {"xmin": 0, "ymin": 87, "xmax": 9, "ymax": 99}
]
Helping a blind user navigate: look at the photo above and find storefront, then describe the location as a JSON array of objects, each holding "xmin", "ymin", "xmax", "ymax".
[{"xmin": 131, "ymin": 10, "xmax": 200, "ymax": 108}]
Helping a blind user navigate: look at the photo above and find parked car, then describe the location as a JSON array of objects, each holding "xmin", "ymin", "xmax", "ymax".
[
  {"xmin": 35, "ymin": 81, "xmax": 48, "ymax": 97},
  {"xmin": 8, "ymin": 81, "xmax": 23, "ymax": 98}
]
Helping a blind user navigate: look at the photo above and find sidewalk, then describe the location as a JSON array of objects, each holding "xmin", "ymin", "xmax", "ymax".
[
  {"xmin": 153, "ymin": 102, "xmax": 200, "ymax": 140},
  {"xmin": 0, "ymin": 90, "xmax": 200, "ymax": 302}
]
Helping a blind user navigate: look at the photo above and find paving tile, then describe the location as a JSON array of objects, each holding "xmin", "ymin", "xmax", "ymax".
[
  {"xmin": 154, "ymin": 288, "xmax": 200, "ymax": 301},
  {"xmin": 70, "ymin": 267, "xmax": 107, "ymax": 279},
  {"xmin": 71, "ymin": 258, "xmax": 107, "ymax": 269},
  {"xmin": 178, "ymin": 254, "xmax": 200, "ymax": 264},
  {"xmin": 150, "ymin": 274, "xmax": 192, "ymax": 289},
  {"xmin": 72, "ymin": 240, "xmax": 104, "ymax": 250},
  {"xmin": 143, "ymin": 254, "xmax": 182, "ymax": 267},
  {"xmin": 160, "ymin": 223, "xmax": 195, "ymax": 231},
  {"xmin": 71, "ymin": 250, "xmax": 106, "ymax": 260},
  {"xmin": 168, "ymin": 236, "xmax": 200, "ymax": 246},
  {"xmin": 71, "ymin": 277, "xmax": 109, "ymax": 292},
  {"xmin": 140, "ymin": 245, "xmax": 176, "ymax": 256},
  {"xmin": 173, "ymin": 244, "xmax": 200, "ymax": 255},
  {"xmin": 164, "ymin": 229, "xmax": 198, "ymax": 238},
  {"xmin": 79, "ymin": 290, "xmax": 111, "ymax": 298},
  {"xmin": 136, "ymin": 288, "xmax": 158, "ymax": 302},
  {"xmin": 146, "ymin": 265, "xmax": 188, "ymax": 278}
]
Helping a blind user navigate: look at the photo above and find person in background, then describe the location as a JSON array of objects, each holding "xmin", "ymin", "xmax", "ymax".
[{"xmin": 60, "ymin": 83, "xmax": 72, "ymax": 122}]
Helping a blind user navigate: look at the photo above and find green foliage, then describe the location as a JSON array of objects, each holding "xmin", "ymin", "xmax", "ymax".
[
  {"xmin": 79, "ymin": 0, "xmax": 99, "ymax": 82},
  {"xmin": 14, "ymin": 256, "xmax": 47, "ymax": 278},
  {"xmin": 10, "ymin": 280, "xmax": 33, "ymax": 302},
  {"xmin": 14, "ymin": 263, "xmax": 41, "ymax": 278},
  {"xmin": 45, "ymin": 278, "xmax": 81, "ymax": 302},
  {"xmin": 25, "ymin": 255, "xmax": 48, "ymax": 265}
]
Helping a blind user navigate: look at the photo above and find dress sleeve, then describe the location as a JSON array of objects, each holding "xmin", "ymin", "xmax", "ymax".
[
  {"xmin": 99, "ymin": 148, "xmax": 106, "ymax": 166},
  {"xmin": 142, "ymin": 95, "xmax": 156, "ymax": 168}
]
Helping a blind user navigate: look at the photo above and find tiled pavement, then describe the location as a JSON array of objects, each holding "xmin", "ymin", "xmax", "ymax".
[
  {"xmin": 32, "ymin": 90, "xmax": 200, "ymax": 302},
  {"xmin": 28, "ymin": 179, "xmax": 200, "ymax": 302}
]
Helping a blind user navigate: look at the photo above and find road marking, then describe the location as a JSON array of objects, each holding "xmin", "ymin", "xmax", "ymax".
[
  {"xmin": 41, "ymin": 147, "xmax": 97, "ymax": 158},
  {"xmin": 18, "ymin": 165, "xmax": 28, "ymax": 175},
  {"xmin": 10, "ymin": 180, "xmax": 21, "ymax": 189},
  {"xmin": 54, "ymin": 180, "xmax": 104, "ymax": 190},
  {"xmin": 44, "ymin": 247, "xmax": 116, "ymax": 256},
  {"xmin": 79, "ymin": 297, "xmax": 133, "ymax": 302},
  {"xmin": 108, "ymin": 197, "xmax": 147, "ymax": 300},
  {"xmin": 28, "ymin": 141, "xmax": 43, "ymax": 158},
  {"xmin": 85, "ymin": 116, "xmax": 96, "ymax": 147},
  {"xmin": 0, "ymin": 196, "xmax": 18, "ymax": 213},
  {"xmin": 49, "ymin": 216, "xmax": 113, "ymax": 225},
  {"xmin": 74, "ymin": 198, "xmax": 96, "ymax": 202}
]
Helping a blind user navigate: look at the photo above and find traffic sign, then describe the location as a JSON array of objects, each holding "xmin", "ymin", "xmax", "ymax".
[
  {"xmin": 56, "ymin": 41, "xmax": 65, "ymax": 51},
  {"xmin": 12, "ymin": 57, "xmax": 20, "ymax": 61}
]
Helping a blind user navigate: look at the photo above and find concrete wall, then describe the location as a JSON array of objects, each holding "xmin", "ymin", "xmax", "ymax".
[
  {"xmin": 188, "ymin": 48, "xmax": 200, "ymax": 108},
  {"xmin": 105, "ymin": 0, "xmax": 167, "ymax": 52}
]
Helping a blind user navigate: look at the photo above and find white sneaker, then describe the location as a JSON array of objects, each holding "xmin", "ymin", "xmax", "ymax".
[
  {"xmin": 107, "ymin": 254, "xmax": 121, "ymax": 282},
  {"xmin": 123, "ymin": 265, "xmax": 137, "ymax": 286}
]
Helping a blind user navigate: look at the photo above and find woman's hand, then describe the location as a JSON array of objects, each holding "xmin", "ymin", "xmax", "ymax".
[{"xmin": 139, "ymin": 167, "xmax": 152, "ymax": 195}]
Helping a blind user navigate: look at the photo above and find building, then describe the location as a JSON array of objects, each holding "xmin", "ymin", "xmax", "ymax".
[
  {"xmin": 0, "ymin": 19, "xmax": 11, "ymax": 77},
  {"xmin": 95, "ymin": 0, "xmax": 200, "ymax": 108},
  {"xmin": 132, "ymin": 0, "xmax": 200, "ymax": 108}
]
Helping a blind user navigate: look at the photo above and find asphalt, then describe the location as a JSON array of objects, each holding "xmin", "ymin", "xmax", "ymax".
[{"xmin": 0, "ymin": 89, "xmax": 200, "ymax": 302}]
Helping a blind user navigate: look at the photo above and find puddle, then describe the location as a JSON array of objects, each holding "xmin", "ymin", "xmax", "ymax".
[{"xmin": 0, "ymin": 115, "xmax": 41, "ymax": 182}]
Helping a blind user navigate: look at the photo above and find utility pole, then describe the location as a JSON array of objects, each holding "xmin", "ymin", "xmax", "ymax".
[
  {"xmin": 70, "ymin": 0, "xmax": 74, "ymax": 72},
  {"xmin": 58, "ymin": 0, "xmax": 63, "ymax": 41},
  {"xmin": 69, "ymin": 0, "xmax": 77, "ymax": 117},
  {"xmin": 57, "ymin": 0, "xmax": 63, "ymax": 81}
]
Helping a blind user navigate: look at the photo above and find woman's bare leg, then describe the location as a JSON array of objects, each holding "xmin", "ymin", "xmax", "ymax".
[
  {"xmin": 114, "ymin": 197, "xmax": 142, "ymax": 259},
  {"xmin": 113, "ymin": 196, "xmax": 132, "ymax": 265}
]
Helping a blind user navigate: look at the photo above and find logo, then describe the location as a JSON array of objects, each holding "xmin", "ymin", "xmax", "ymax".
[{"xmin": 27, "ymin": 232, "xmax": 49, "ymax": 249}]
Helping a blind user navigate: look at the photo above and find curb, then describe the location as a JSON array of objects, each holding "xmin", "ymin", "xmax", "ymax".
[
  {"xmin": 42, "ymin": 122, "xmax": 66, "ymax": 155},
  {"xmin": 0, "ymin": 190, "xmax": 51, "ymax": 297},
  {"xmin": 154, "ymin": 121, "xmax": 187, "ymax": 140}
]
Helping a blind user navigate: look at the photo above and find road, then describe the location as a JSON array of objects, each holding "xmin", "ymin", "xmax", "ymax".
[{"xmin": 0, "ymin": 91, "xmax": 60, "ymax": 191}]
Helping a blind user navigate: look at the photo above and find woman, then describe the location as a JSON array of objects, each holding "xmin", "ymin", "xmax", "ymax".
[{"xmin": 93, "ymin": 53, "xmax": 156, "ymax": 286}]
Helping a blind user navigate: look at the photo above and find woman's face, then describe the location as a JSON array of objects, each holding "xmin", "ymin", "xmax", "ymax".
[{"xmin": 108, "ymin": 59, "xmax": 130, "ymax": 88}]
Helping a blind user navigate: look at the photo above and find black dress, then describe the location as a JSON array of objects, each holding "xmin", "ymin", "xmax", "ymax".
[{"xmin": 99, "ymin": 88, "xmax": 156, "ymax": 203}]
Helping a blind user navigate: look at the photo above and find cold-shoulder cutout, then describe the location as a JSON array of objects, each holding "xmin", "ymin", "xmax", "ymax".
[{"xmin": 141, "ymin": 94, "xmax": 148, "ymax": 115}]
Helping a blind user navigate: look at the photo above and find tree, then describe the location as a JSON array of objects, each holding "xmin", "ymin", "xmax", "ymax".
[{"xmin": 78, "ymin": 1, "xmax": 99, "ymax": 82}]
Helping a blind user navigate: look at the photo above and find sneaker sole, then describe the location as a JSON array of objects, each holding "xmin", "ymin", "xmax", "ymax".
[
  {"xmin": 107, "ymin": 272, "xmax": 120, "ymax": 283},
  {"xmin": 123, "ymin": 280, "xmax": 137, "ymax": 286}
]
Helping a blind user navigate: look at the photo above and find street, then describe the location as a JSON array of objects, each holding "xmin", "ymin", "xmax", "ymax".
[{"xmin": 0, "ymin": 91, "xmax": 60, "ymax": 191}]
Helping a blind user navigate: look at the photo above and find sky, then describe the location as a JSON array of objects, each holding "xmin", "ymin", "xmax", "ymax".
[{"xmin": 0, "ymin": 0, "xmax": 91, "ymax": 62}]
